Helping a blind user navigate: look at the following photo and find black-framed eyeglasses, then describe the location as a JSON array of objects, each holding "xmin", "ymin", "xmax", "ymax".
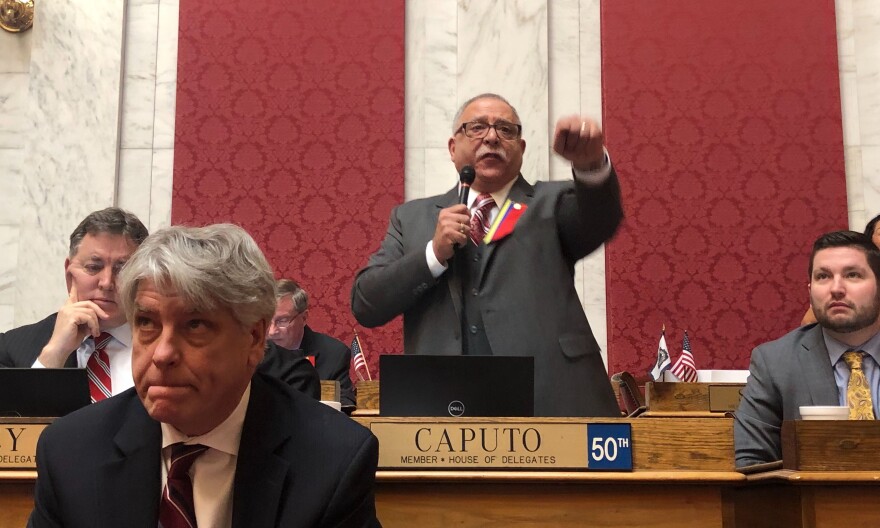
[
  {"xmin": 271, "ymin": 311, "xmax": 304, "ymax": 329},
  {"xmin": 456, "ymin": 120, "xmax": 522, "ymax": 140}
]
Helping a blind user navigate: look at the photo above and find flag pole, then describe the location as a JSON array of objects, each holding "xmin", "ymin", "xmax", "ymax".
[{"xmin": 353, "ymin": 327, "xmax": 373, "ymax": 381}]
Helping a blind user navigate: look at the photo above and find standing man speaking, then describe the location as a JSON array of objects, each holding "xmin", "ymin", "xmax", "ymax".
[{"xmin": 351, "ymin": 93, "xmax": 623, "ymax": 417}]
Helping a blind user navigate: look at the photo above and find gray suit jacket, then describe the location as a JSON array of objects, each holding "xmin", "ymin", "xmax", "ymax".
[
  {"xmin": 351, "ymin": 172, "xmax": 622, "ymax": 417},
  {"xmin": 734, "ymin": 324, "xmax": 839, "ymax": 467}
]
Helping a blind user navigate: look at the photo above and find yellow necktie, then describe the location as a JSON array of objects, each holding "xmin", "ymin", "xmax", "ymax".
[{"xmin": 842, "ymin": 350, "xmax": 875, "ymax": 420}]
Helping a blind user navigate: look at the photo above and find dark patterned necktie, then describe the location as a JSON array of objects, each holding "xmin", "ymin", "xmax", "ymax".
[
  {"xmin": 843, "ymin": 350, "xmax": 875, "ymax": 420},
  {"xmin": 159, "ymin": 443, "xmax": 208, "ymax": 528},
  {"xmin": 86, "ymin": 332, "xmax": 113, "ymax": 403},
  {"xmin": 470, "ymin": 193, "xmax": 495, "ymax": 245}
]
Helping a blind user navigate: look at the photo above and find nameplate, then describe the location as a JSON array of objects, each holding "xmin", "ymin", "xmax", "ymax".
[
  {"xmin": 708, "ymin": 384, "xmax": 744, "ymax": 412},
  {"xmin": 0, "ymin": 421, "xmax": 50, "ymax": 469},
  {"xmin": 369, "ymin": 421, "xmax": 632, "ymax": 470}
]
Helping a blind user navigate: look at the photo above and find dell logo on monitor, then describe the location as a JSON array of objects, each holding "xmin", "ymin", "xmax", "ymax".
[{"xmin": 447, "ymin": 400, "xmax": 465, "ymax": 417}]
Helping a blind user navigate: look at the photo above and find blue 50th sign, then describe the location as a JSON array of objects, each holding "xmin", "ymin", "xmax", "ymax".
[{"xmin": 587, "ymin": 423, "xmax": 633, "ymax": 470}]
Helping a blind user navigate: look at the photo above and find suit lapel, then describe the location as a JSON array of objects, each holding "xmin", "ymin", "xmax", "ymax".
[
  {"xmin": 478, "ymin": 176, "xmax": 534, "ymax": 285},
  {"xmin": 99, "ymin": 396, "xmax": 162, "ymax": 528},
  {"xmin": 232, "ymin": 376, "xmax": 293, "ymax": 528},
  {"xmin": 797, "ymin": 326, "xmax": 840, "ymax": 405},
  {"xmin": 436, "ymin": 187, "xmax": 464, "ymax": 321}
]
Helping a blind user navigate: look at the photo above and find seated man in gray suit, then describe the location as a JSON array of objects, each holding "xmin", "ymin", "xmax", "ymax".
[
  {"xmin": 268, "ymin": 279, "xmax": 355, "ymax": 406},
  {"xmin": 30, "ymin": 224, "xmax": 380, "ymax": 528},
  {"xmin": 351, "ymin": 93, "xmax": 622, "ymax": 417},
  {"xmin": 735, "ymin": 230, "xmax": 880, "ymax": 467}
]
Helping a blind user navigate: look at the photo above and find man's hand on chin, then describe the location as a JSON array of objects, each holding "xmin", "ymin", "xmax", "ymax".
[{"xmin": 37, "ymin": 283, "xmax": 109, "ymax": 368}]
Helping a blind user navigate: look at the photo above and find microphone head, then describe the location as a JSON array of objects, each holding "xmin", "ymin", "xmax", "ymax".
[{"xmin": 459, "ymin": 165, "xmax": 476, "ymax": 185}]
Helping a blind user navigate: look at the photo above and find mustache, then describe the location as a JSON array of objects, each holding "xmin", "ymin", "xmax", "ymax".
[{"xmin": 476, "ymin": 147, "xmax": 507, "ymax": 163}]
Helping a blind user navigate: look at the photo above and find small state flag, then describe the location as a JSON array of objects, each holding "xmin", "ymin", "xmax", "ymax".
[
  {"xmin": 351, "ymin": 332, "xmax": 372, "ymax": 381},
  {"xmin": 671, "ymin": 330, "xmax": 698, "ymax": 382},
  {"xmin": 649, "ymin": 326, "xmax": 672, "ymax": 381}
]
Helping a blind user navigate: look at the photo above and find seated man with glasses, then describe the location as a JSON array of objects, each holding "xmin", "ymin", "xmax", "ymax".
[
  {"xmin": 268, "ymin": 279, "xmax": 355, "ymax": 406},
  {"xmin": 352, "ymin": 92, "xmax": 623, "ymax": 417}
]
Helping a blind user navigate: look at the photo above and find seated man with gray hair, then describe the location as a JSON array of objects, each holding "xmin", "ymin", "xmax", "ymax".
[
  {"xmin": 268, "ymin": 278, "xmax": 355, "ymax": 406},
  {"xmin": 29, "ymin": 224, "xmax": 380, "ymax": 528}
]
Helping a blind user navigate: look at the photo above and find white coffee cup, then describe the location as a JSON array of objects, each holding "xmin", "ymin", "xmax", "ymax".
[
  {"xmin": 320, "ymin": 400, "xmax": 342, "ymax": 412},
  {"xmin": 798, "ymin": 405, "xmax": 848, "ymax": 420}
]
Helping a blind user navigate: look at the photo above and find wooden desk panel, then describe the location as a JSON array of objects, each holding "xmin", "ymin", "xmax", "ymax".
[
  {"xmin": 737, "ymin": 471, "xmax": 880, "ymax": 528},
  {"xmin": 377, "ymin": 480, "xmax": 734, "ymax": 528},
  {"xmin": 0, "ymin": 471, "xmax": 36, "ymax": 528}
]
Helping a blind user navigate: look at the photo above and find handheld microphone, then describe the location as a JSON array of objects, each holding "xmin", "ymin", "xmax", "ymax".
[
  {"xmin": 458, "ymin": 165, "xmax": 476, "ymax": 205},
  {"xmin": 455, "ymin": 165, "xmax": 476, "ymax": 354},
  {"xmin": 453, "ymin": 166, "xmax": 476, "ymax": 253}
]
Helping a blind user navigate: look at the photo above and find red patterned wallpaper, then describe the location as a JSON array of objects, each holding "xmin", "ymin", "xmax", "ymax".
[
  {"xmin": 173, "ymin": 0, "xmax": 405, "ymax": 378},
  {"xmin": 601, "ymin": 0, "xmax": 847, "ymax": 375}
]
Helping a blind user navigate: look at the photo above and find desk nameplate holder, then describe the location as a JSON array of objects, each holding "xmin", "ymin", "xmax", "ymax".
[
  {"xmin": 0, "ymin": 418, "xmax": 52, "ymax": 469},
  {"xmin": 707, "ymin": 384, "xmax": 744, "ymax": 412},
  {"xmin": 369, "ymin": 420, "xmax": 632, "ymax": 471},
  {"xmin": 645, "ymin": 382, "xmax": 745, "ymax": 415}
]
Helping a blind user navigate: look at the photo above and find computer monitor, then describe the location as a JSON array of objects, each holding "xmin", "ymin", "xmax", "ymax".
[
  {"xmin": 379, "ymin": 355, "xmax": 534, "ymax": 417},
  {"xmin": 0, "ymin": 368, "xmax": 90, "ymax": 417}
]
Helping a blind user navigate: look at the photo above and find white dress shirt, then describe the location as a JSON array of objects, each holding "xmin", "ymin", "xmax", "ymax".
[{"xmin": 160, "ymin": 383, "xmax": 251, "ymax": 528}]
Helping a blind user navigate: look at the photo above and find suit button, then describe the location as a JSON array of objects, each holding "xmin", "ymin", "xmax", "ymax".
[
  {"xmin": 473, "ymin": 255, "xmax": 480, "ymax": 262},
  {"xmin": 469, "ymin": 325, "xmax": 478, "ymax": 334},
  {"xmin": 471, "ymin": 288, "xmax": 478, "ymax": 296}
]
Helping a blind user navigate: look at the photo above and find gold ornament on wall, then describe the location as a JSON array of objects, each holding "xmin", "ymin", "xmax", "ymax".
[{"xmin": 0, "ymin": 0, "xmax": 34, "ymax": 33}]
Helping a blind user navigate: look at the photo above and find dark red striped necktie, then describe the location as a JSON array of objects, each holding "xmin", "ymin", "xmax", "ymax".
[
  {"xmin": 470, "ymin": 193, "xmax": 496, "ymax": 245},
  {"xmin": 86, "ymin": 332, "xmax": 113, "ymax": 403},
  {"xmin": 160, "ymin": 443, "xmax": 208, "ymax": 528}
]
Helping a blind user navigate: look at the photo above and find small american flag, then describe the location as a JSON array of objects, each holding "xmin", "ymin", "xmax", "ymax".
[
  {"xmin": 351, "ymin": 332, "xmax": 372, "ymax": 381},
  {"xmin": 671, "ymin": 330, "xmax": 698, "ymax": 383}
]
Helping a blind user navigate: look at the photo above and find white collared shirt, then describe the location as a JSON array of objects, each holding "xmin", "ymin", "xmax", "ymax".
[{"xmin": 160, "ymin": 383, "xmax": 251, "ymax": 528}]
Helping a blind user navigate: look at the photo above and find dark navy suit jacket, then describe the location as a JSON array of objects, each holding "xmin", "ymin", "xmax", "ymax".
[{"xmin": 29, "ymin": 373, "xmax": 380, "ymax": 527}]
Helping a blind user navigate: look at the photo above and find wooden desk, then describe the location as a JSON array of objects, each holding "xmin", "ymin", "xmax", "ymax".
[
  {"xmin": 0, "ymin": 470, "xmax": 36, "ymax": 527},
  {"xmin": 0, "ymin": 469, "xmax": 750, "ymax": 528},
  {"xmin": 1, "ymin": 416, "xmax": 741, "ymax": 527},
  {"xmin": 735, "ymin": 470, "xmax": 880, "ymax": 528},
  {"xmin": 376, "ymin": 470, "xmax": 745, "ymax": 527},
  {"xmin": 18, "ymin": 468, "xmax": 874, "ymax": 528},
  {"xmin": 6, "ymin": 416, "xmax": 874, "ymax": 527},
  {"xmin": 352, "ymin": 416, "xmax": 742, "ymax": 526}
]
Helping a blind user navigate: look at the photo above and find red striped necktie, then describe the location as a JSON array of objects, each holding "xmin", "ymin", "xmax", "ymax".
[
  {"xmin": 470, "ymin": 193, "xmax": 496, "ymax": 245},
  {"xmin": 86, "ymin": 332, "xmax": 113, "ymax": 403},
  {"xmin": 160, "ymin": 443, "xmax": 208, "ymax": 528}
]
